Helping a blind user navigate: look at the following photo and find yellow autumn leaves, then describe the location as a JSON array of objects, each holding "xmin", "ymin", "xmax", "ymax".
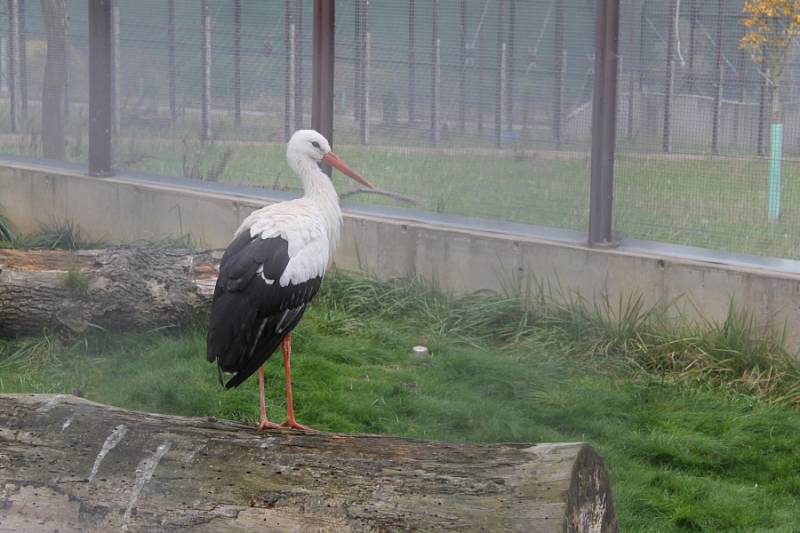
[{"xmin": 741, "ymin": 0, "xmax": 800, "ymax": 59}]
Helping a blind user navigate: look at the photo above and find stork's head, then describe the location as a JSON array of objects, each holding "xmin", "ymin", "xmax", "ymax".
[{"xmin": 287, "ymin": 130, "xmax": 375, "ymax": 189}]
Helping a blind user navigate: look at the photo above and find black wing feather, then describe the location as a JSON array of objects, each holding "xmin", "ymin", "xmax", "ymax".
[{"xmin": 206, "ymin": 230, "xmax": 322, "ymax": 389}]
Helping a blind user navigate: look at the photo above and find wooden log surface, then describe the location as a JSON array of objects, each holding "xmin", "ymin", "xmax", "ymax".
[
  {"xmin": 0, "ymin": 246, "xmax": 219, "ymax": 336},
  {"xmin": 0, "ymin": 394, "xmax": 618, "ymax": 532}
]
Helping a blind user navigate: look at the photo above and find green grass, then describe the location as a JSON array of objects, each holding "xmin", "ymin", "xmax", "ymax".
[{"xmin": 1, "ymin": 272, "xmax": 800, "ymax": 531}]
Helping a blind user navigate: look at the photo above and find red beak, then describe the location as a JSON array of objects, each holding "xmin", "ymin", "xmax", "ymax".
[{"xmin": 322, "ymin": 151, "xmax": 375, "ymax": 189}]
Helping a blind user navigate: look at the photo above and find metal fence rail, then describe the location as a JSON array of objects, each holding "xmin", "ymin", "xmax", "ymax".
[{"xmin": 0, "ymin": 0, "xmax": 798, "ymax": 261}]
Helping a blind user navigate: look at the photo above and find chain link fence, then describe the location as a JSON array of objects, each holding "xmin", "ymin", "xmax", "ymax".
[{"xmin": 0, "ymin": 1, "xmax": 798, "ymax": 260}]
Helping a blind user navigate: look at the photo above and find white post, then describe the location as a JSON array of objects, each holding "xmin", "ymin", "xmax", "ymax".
[
  {"xmin": 63, "ymin": 14, "xmax": 69, "ymax": 120},
  {"xmin": 431, "ymin": 37, "xmax": 440, "ymax": 145},
  {"xmin": 0, "ymin": 38, "xmax": 7, "ymax": 94},
  {"xmin": 498, "ymin": 42, "xmax": 507, "ymax": 148},
  {"xmin": 8, "ymin": 0, "xmax": 18, "ymax": 132},
  {"xmin": 288, "ymin": 22, "xmax": 296, "ymax": 133},
  {"xmin": 362, "ymin": 30, "xmax": 370, "ymax": 145},
  {"xmin": 111, "ymin": 0, "xmax": 120, "ymax": 135}
]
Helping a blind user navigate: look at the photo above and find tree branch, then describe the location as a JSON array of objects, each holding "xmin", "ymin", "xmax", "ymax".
[{"xmin": 340, "ymin": 187, "xmax": 420, "ymax": 206}]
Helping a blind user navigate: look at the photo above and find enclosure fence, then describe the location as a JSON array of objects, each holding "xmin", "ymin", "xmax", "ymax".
[{"xmin": 0, "ymin": 0, "xmax": 799, "ymax": 261}]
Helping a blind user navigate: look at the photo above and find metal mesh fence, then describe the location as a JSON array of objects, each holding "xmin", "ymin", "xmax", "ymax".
[
  {"xmin": 1, "ymin": 1, "xmax": 799, "ymax": 260},
  {"xmin": 614, "ymin": 0, "xmax": 800, "ymax": 258}
]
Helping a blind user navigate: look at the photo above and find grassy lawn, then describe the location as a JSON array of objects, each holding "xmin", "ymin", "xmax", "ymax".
[{"xmin": 1, "ymin": 272, "xmax": 800, "ymax": 531}]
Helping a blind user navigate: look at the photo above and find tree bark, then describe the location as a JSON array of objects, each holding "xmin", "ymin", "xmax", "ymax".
[
  {"xmin": 0, "ymin": 394, "xmax": 618, "ymax": 532},
  {"xmin": 771, "ymin": 76, "xmax": 781, "ymax": 123},
  {"xmin": 0, "ymin": 246, "xmax": 219, "ymax": 336},
  {"xmin": 41, "ymin": 0, "xmax": 67, "ymax": 160}
]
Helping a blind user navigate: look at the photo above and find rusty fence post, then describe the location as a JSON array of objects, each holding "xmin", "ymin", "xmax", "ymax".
[
  {"xmin": 88, "ymin": 0, "xmax": 113, "ymax": 176},
  {"xmin": 312, "ymin": 0, "xmax": 334, "ymax": 174},
  {"xmin": 588, "ymin": 0, "xmax": 620, "ymax": 246}
]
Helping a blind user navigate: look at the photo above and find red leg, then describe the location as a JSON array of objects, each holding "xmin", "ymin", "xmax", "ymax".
[
  {"xmin": 256, "ymin": 365, "xmax": 281, "ymax": 431},
  {"xmin": 280, "ymin": 333, "xmax": 314, "ymax": 431}
]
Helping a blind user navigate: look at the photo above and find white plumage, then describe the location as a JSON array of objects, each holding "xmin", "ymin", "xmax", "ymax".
[
  {"xmin": 206, "ymin": 129, "xmax": 374, "ymax": 431},
  {"xmin": 242, "ymin": 203, "xmax": 337, "ymax": 287}
]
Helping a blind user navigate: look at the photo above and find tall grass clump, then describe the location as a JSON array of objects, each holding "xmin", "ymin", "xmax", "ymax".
[
  {"xmin": 3, "ymin": 221, "xmax": 104, "ymax": 250},
  {"xmin": 319, "ymin": 273, "xmax": 536, "ymax": 344},
  {"xmin": 0, "ymin": 210, "xmax": 14, "ymax": 242},
  {"xmin": 0, "ymin": 335, "xmax": 62, "ymax": 373},
  {"xmin": 626, "ymin": 304, "xmax": 800, "ymax": 405},
  {"xmin": 321, "ymin": 270, "xmax": 800, "ymax": 408}
]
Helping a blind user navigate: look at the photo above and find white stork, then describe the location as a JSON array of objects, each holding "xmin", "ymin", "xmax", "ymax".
[{"xmin": 206, "ymin": 130, "xmax": 374, "ymax": 431}]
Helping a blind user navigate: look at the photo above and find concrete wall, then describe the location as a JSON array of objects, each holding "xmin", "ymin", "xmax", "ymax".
[{"xmin": 2, "ymin": 157, "xmax": 800, "ymax": 352}]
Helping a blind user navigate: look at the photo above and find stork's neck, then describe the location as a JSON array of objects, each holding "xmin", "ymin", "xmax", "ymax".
[{"xmin": 292, "ymin": 157, "xmax": 343, "ymax": 247}]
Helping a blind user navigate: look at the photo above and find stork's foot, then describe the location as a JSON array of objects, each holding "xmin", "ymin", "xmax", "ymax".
[
  {"xmin": 256, "ymin": 418, "xmax": 283, "ymax": 431},
  {"xmin": 280, "ymin": 418, "xmax": 315, "ymax": 432}
]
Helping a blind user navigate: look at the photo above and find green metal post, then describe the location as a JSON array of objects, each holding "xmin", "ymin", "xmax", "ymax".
[{"xmin": 768, "ymin": 123, "xmax": 783, "ymax": 221}]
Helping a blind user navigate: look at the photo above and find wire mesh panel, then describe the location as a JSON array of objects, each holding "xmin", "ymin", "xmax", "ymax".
[
  {"xmin": 6, "ymin": 0, "xmax": 799, "ymax": 260},
  {"xmin": 0, "ymin": 1, "xmax": 85, "ymax": 163},
  {"xmin": 113, "ymin": 0, "xmax": 300, "ymax": 181},
  {"xmin": 613, "ymin": 0, "xmax": 800, "ymax": 259},
  {"xmin": 329, "ymin": 0, "xmax": 594, "ymax": 230},
  {"xmin": 79, "ymin": 0, "xmax": 594, "ymax": 232},
  {"xmin": 0, "ymin": 1, "xmax": 596, "ymax": 233}
]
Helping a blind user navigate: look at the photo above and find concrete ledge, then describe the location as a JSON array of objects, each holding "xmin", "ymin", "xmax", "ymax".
[{"xmin": 1, "ymin": 155, "xmax": 799, "ymax": 351}]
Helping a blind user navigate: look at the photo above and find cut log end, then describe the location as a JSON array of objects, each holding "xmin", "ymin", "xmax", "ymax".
[
  {"xmin": 0, "ymin": 394, "xmax": 618, "ymax": 532},
  {"xmin": 567, "ymin": 444, "xmax": 619, "ymax": 532}
]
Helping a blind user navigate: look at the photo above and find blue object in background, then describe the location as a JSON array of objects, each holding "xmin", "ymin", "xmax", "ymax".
[{"xmin": 768, "ymin": 123, "xmax": 783, "ymax": 222}]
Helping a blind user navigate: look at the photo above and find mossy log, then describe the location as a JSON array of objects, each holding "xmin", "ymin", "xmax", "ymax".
[
  {"xmin": 0, "ymin": 394, "xmax": 618, "ymax": 532},
  {"xmin": 0, "ymin": 246, "xmax": 219, "ymax": 336}
]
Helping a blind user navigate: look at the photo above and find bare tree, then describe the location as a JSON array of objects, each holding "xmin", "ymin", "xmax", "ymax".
[{"xmin": 41, "ymin": 0, "xmax": 66, "ymax": 160}]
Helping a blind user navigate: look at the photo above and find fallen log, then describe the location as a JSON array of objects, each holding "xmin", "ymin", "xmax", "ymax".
[
  {"xmin": 0, "ymin": 394, "xmax": 618, "ymax": 532},
  {"xmin": 0, "ymin": 246, "xmax": 219, "ymax": 336}
]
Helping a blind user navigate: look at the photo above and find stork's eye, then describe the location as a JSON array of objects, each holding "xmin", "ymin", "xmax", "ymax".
[{"xmin": 311, "ymin": 141, "xmax": 321, "ymax": 149}]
